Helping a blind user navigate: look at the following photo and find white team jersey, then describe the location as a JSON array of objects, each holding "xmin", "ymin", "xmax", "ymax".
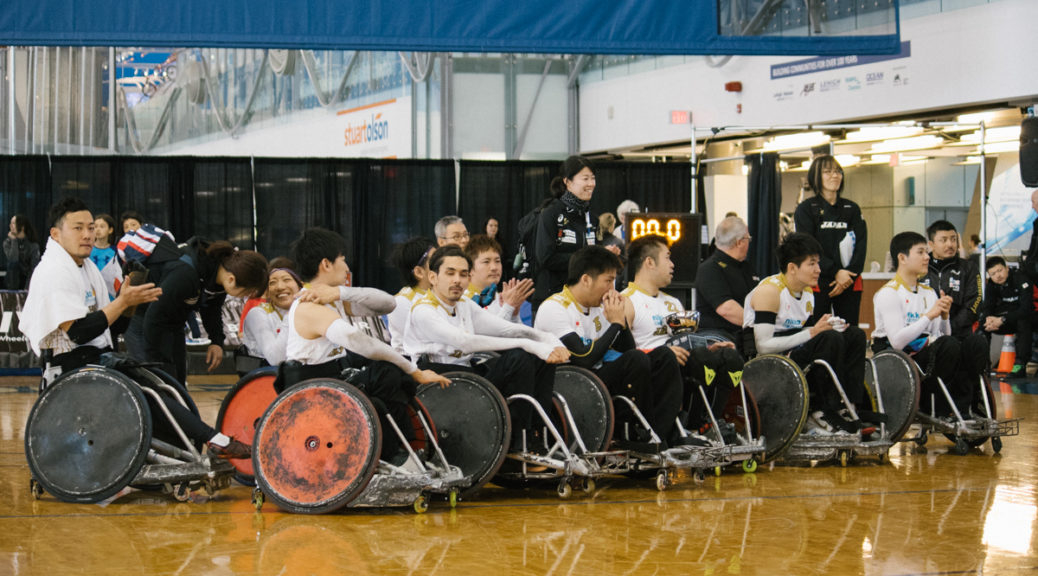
[
  {"xmin": 387, "ymin": 286, "xmax": 425, "ymax": 354},
  {"xmin": 871, "ymin": 275, "xmax": 947, "ymax": 352},
  {"xmin": 403, "ymin": 292, "xmax": 479, "ymax": 365},
  {"xmin": 241, "ymin": 300, "xmax": 289, "ymax": 365},
  {"xmin": 534, "ymin": 286, "xmax": 611, "ymax": 344},
  {"xmin": 284, "ymin": 292, "xmax": 349, "ymax": 364},
  {"xmin": 621, "ymin": 283, "xmax": 683, "ymax": 349},
  {"xmin": 743, "ymin": 273, "xmax": 814, "ymax": 333}
]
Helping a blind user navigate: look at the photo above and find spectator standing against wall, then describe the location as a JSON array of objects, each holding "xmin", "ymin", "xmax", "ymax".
[{"xmin": 4, "ymin": 214, "xmax": 40, "ymax": 289}]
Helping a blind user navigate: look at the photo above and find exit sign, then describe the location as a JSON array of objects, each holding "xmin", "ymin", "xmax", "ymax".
[{"xmin": 670, "ymin": 110, "xmax": 691, "ymax": 124}]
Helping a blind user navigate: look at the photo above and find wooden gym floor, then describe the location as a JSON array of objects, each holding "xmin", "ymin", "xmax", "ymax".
[{"xmin": 1, "ymin": 376, "xmax": 1036, "ymax": 575}]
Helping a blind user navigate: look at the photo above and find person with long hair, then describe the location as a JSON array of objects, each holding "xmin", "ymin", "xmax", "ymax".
[
  {"xmin": 89, "ymin": 213, "xmax": 120, "ymax": 301},
  {"xmin": 532, "ymin": 155, "xmax": 601, "ymax": 308},
  {"xmin": 793, "ymin": 154, "xmax": 868, "ymax": 325},
  {"xmin": 124, "ymin": 228, "xmax": 269, "ymax": 383},
  {"xmin": 4, "ymin": 213, "xmax": 40, "ymax": 289}
]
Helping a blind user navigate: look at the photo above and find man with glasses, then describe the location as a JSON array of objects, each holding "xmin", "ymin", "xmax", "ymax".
[
  {"xmin": 695, "ymin": 216, "xmax": 758, "ymax": 353},
  {"xmin": 435, "ymin": 215, "xmax": 470, "ymax": 249}
]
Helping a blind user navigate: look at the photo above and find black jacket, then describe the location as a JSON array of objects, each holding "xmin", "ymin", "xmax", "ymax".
[
  {"xmin": 921, "ymin": 255, "xmax": 982, "ymax": 339},
  {"xmin": 980, "ymin": 268, "xmax": 1032, "ymax": 327},
  {"xmin": 532, "ymin": 198, "xmax": 598, "ymax": 305},
  {"xmin": 793, "ymin": 195, "xmax": 867, "ymax": 280},
  {"xmin": 137, "ymin": 236, "xmax": 228, "ymax": 357}
]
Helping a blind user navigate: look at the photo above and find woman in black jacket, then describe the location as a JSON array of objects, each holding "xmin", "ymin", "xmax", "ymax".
[
  {"xmin": 532, "ymin": 156, "xmax": 600, "ymax": 308},
  {"xmin": 794, "ymin": 154, "xmax": 868, "ymax": 325}
]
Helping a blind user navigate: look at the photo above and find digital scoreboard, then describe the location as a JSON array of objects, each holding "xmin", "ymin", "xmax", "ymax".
[{"xmin": 624, "ymin": 212, "xmax": 701, "ymax": 286}]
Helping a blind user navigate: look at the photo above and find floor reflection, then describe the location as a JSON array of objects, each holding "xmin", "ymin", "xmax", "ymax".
[{"xmin": 0, "ymin": 382, "xmax": 1035, "ymax": 575}]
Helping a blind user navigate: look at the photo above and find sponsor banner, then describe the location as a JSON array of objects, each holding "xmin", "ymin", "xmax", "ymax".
[
  {"xmin": 336, "ymin": 97, "xmax": 412, "ymax": 159},
  {"xmin": 770, "ymin": 41, "xmax": 911, "ymax": 80},
  {"xmin": 0, "ymin": 290, "xmax": 30, "ymax": 354},
  {"xmin": 987, "ymin": 160, "xmax": 1035, "ymax": 253}
]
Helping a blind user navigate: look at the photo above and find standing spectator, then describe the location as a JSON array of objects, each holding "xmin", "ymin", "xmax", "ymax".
[
  {"xmin": 794, "ymin": 154, "xmax": 867, "ymax": 325},
  {"xmin": 4, "ymin": 214, "xmax": 40, "ymax": 289},
  {"xmin": 979, "ymin": 257, "xmax": 1033, "ymax": 376},
  {"xmin": 89, "ymin": 213, "xmax": 121, "ymax": 301},
  {"xmin": 532, "ymin": 155, "xmax": 599, "ymax": 308}
]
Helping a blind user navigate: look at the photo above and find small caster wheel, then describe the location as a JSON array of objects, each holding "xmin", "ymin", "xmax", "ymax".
[
  {"xmin": 557, "ymin": 480, "xmax": 572, "ymax": 499},
  {"xmin": 877, "ymin": 453, "xmax": 886, "ymax": 464},
  {"xmin": 204, "ymin": 481, "xmax": 215, "ymax": 497},
  {"xmin": 448, "ymin": 489, "xmax": 459, "ymax": 509},
  {"xmin": 655, "ymin": 470, "xmax": 670, "ymax": 492},
  {"xmin": 714, "ymin": 466, "xmax": 722, "ymax": 477},
  {"xmin": 693, "ymin": 470, "xmax": 706, "ymax": 483},
  {"xmin": 413, "ymin": 495, "xmax": 429, "ymax": 514},
  {"xmin": 953, "ymin": 438, "xmax": 969, "ymax": 456},
  {"xmin": 917, "ymin": 431, "xmax": 928, "ymax": 446},
  {"xmin": 839, "ymin": 451, "xmax": 849, "ymax": 468},
  {"xmin": 251, "ymin": 488, "xmax": 265, "ymax": 511},
  {"xmin": 581, "ymin": 478, "xmax": 595, "ymax": 494},
  {"xmin": 741, "ymin": 459, "xmax": 758, "ymax": 474},
  {"xmin": 991, "ymin": 437, "xmax": 1002, "ymax": 454},
  {"xmin": 173, "ymin": 483, "xmax": 191, "ymax": 502},
  {"xmin": 30, "ymin": 478, "xmax": 43, "ymax": 500}
]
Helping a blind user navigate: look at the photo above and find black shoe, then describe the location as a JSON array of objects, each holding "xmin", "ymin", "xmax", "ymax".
[
  {"xmin": 855, "ymin": 409, "xmax": 888, "ymax": 426},
  {"xmin": 820, "ymin": 408, "xmax": 861, "ymax": 434},
  {"xmin": 208, "ymin": 438, "xmax": 251, "ymax": 460}
]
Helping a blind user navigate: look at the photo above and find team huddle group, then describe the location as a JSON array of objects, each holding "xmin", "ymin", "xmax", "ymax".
[{"xmin": 19, "ymin": 153, "xmax": 998, "ymax": 470}]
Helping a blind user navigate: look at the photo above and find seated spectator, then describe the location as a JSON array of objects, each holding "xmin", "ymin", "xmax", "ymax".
[
  {"xmin": 464, "ymin": 234, "xmax": 533, "ymax": 323},
  {"xmin": 979, "ymin": 256, "xmax": 1033, "ymax": 376},
  {"xmin": 435, "ymin": 215, "xmax": 470, "ymax": 249}
]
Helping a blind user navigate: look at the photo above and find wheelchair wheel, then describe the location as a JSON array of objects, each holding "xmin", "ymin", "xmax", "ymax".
[
  {"xmin": 742, "ymin": 355, "xmax": 809, "ymax": 462},
  {"xmin": 866, "ymin": 350, "xmax": 921, "ymax": 442},
  {"xmin": 553, "ymin": 366, "xmax": 614, "ymax": 453},
  {"xmin": 216, "ymin": 367, "xmax": 279, "ymax": 485},
  {"xmin": 117, "ymin": 365, "xmax": 200, "ymax": 417},
  {"xmin": 25, "ymin": 367, "xmax": 152, "ymax": 503},
  {"xmin": 416, "ymin": 372, "xmax": 510, "ymax": 497},
  {"xmin": 253, "ymin": 379, "xmax": 381, "ymax": 514}
]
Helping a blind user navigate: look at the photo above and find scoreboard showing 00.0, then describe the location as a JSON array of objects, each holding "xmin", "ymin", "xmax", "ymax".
[
  {"xmin": 624, "ymin": 212, "xmax": 701, "ymax": 286},
  {"xmin": 630, "ymin": 217, "xmax": 683, "ymax": 244}
]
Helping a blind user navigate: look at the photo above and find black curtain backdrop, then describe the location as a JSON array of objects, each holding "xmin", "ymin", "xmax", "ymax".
[
  {"xmin": 0, "ymin": 156, "xmax": 692, "ymax": 291},
  {"xmin": 746, "ymin": 152, "xmax": 781, "ymax": 277},
  {"xmin": 458, "ymin": 160, "xmax": 556, "ymax": 264},
  {"xmin": 354, "ymin": 161, "xmax": 455, "ymax": 291}
]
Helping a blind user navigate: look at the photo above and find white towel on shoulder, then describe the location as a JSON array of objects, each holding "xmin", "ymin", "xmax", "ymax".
[{"xmin": 21, "ymin": 237, "xmax": 112, "ymax": 356}]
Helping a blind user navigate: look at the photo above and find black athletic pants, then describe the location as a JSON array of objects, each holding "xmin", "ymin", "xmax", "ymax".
[
  {"xmin": 788, "ymin": 326, "xmax": 867, "ymax": 411},
  {"xmin": 594, "ymin": 347, "xmax": 682, "ymax": 444},
  {"xmin": 681, "ymin": 346, "xmax": 743, "ymax": 431},
  {"xmin": 914, "ymin": 334, "xmax": 984, "ymax": 417}
]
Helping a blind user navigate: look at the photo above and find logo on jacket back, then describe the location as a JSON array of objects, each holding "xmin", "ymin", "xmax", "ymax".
[{"xmin": 819, "ymin": 222, "xmax": 848, "ymax": 229}]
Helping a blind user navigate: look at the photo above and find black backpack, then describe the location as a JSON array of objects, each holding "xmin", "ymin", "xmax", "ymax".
[{"xmin": 513, "ymin": 198, "xmax": 554, "ymax": 280}]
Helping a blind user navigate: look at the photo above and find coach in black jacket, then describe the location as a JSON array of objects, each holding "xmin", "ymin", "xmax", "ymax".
[
  {"xmin": 793, "ymin": 155, "xmax": 867, "ymax": 325},
  {"xmin": 921, "ymin": 220, "xmax": 989, "ymax": 378},
  {"xmin": 980, "ymin": 257, "xmax": 1034, "ymax": 374}
]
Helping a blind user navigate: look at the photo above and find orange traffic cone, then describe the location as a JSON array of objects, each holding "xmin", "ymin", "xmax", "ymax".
[{"xmin": 996, "ymin": 334, "xmax": 1016, "ymax": 374}]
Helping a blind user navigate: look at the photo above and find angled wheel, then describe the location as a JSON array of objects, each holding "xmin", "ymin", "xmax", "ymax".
[
  {"xmin": 553, "ymin": 366, "xmax": 614, "ymax": 453},
  {"xmin": 742, "ymin": 355, "xmax": 809, "ymax": 462},
  {"xmin": 216, "ymin": 367, "xmax": 279, "ymax": 485},
  {"xmin": 417, "ymin": 372, "xmax": 510, "ymax": 497},
  {"xmin": 865, "ymin": 350, "xmax": 921, "ymax": 442},
  {"xmin": 253, "ymin": 379, "xmax": 381, "ymax": 514},
  {"xmin": 25, "ymin": 367, "xmax": 152, "ymax": 503}
]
